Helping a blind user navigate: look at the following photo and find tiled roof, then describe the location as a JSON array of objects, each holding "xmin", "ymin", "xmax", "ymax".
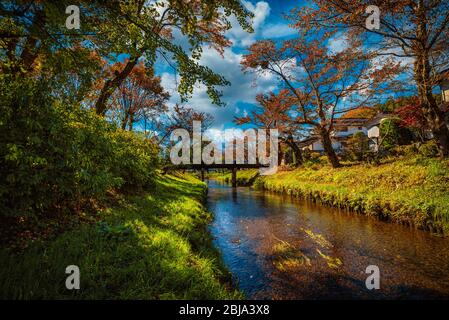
[
  {"xmin": 364, "ymin": 113, "xmax": 394, "ymax": 128},
  {"xmin": 298, "ymin": 135, "xmax": 320, "ymax": 147},
  {"xmin": 333, "ymin": 118, "xmax": 368, "ymax": 126}
]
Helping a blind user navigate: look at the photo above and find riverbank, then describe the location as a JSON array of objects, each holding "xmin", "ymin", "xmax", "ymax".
[
  {"xmin": 254, "ymin": 156, "xmax": 449, "ymax": 235},
  {"xmin": 0, "ymin": 174, "xmax": 242, "ymax": 299},
  {"xmin": 208, "ymin": 169, "xmax": 259, "ymax": 186}
]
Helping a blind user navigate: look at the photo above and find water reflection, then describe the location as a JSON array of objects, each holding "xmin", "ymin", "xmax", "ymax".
[{"xmin": 207, "ymin": 180, "xmax": 449, "ymax": 299}]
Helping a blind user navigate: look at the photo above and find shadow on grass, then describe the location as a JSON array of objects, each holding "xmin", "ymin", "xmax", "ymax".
[{"xmin": 0, "ymin": 174, "xmax": 241, "ymax": 300}]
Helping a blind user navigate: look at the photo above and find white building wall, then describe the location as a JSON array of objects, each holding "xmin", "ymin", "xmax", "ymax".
[
  {"xmin": 310, "ymin": 141, "xmax": 342, "ymax": 151},
  {"xmin": 334, "ymin": 126, "xmax": 367, "ymax": 138},
  {"xmin": 441, "ymin": 80, "xmax": 449, "ymax": 102},
  {"xmin": 367, "ymin": 126, "xmax": 380, "ymax": 139}
]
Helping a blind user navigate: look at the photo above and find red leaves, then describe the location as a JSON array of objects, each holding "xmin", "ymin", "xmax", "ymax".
[{"xmin": 395, "ymin": 102, "xmax": 427, "ymax": 130}]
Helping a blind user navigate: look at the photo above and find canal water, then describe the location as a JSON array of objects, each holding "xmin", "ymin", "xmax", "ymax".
[{"xmin": 207, "ymin": 180, "xmax": 449, "ymax": 299}]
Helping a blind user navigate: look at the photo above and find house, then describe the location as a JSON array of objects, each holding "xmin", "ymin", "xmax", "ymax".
[
  {"xmin": 438, "ymin": 68, "xmax": 449, "ymax": 126},
  {"xmin": 298, "ymin": 135, "xmax": 343, "ymax": 153},
  {"xmin": 332, "ymin": 117, "xmax": 368, "ymax": 150},
  {"xmin": 298, "ymin": 111, "xmax": 392, "ymax": 153},
  {"xmin": 332, "ymin": 118, "xmax": 368, "ymax": 137},
  {"xmin": 364, "ymin": 113, "xmax": 394, "ymax": 151},
  {"xmin": 439, "ymin": 68, "xmax": 449, "ymax": 103}
]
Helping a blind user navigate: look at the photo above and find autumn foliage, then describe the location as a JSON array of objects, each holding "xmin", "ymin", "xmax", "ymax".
[{"xmin": 241, "ymin": 32, "xmax": 401, "ymax": 167}]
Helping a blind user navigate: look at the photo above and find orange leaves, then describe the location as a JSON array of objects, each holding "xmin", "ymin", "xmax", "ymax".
[
  {"xmin": 341, "ymin": 107, "xmax": 378, "ymax": 119},
  {"xmin": 103, "ymin": 60, "xmax": 170, "ymax": 129},
  {"xmin": 241, "ymin": 40, "xmax": 277, "ymax": 71},
  {"xmin": 235, "ymin": 90, "xmax": 294, "ymax": 134}
]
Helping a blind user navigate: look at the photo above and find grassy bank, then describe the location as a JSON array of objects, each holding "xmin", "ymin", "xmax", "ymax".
[
  {"xmin": 0, "ymin": 174, "xmax": 242, "ymax": 299},
  {"xmin": 255, "ymin": 157, "xmax": 449, "ymax": 235},
  {"xmin": 209, "ymin": 169, "xmax": 259, "ymax": 186}
]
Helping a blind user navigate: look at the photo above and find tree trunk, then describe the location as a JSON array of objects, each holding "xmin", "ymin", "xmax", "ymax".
[
  {"xmin": 319, "ymin": 127, "xmax": 340, "ymax": 168},
  {"xmin": 128, "ymin": 113, "xmax": 134, "ymax": 131},
  {"xmin": 414, "ymin": 5, "xmax": 449, "ymax": 157},
  {"xmin": 414, "ymin": 55, "xmax": 449, "ymax": 157},
  {"xmin": 121, "ymin": 112, "xmax": 129, "ymax": 130},
  {"xmin": 95, "ymin": 57, "xmax": 140, "ymax": 115},
  {"xmin": 285, "ymin": 136, "xmax": 303, "ymax": 166}
]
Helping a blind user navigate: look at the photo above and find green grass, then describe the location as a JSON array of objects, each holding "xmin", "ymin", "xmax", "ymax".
[
  {"xmin": 0, "ymin": 173, "xmax": 242, "ymax": 299},
  {"xmin": 209, "ymin": 169, "xmax": 259, "ymax": 186},
  {"xmin": 256, "ymin": 156, "xmax": 449, "ymax": 235}
]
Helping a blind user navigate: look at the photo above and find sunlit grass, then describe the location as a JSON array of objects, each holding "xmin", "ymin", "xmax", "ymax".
[
  {"xmin": 256, "ymin": 156, "xmax": 449, "ymax": 235},
  {"xmin": 0, "ymin": 174, "xmax": 242, "ymax": 299},
  {"xmin": 209, "ymin": 169, "xmax": 259, "ymax": 186},
  {"xmin": 316, "ymin": 249, "xmax": 343, "ymax": 269}
]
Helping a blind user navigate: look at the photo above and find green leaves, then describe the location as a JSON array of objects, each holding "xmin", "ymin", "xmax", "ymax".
[{"xmin": 0, "ymin": 77, "xmax": 159, "ymax": 217}]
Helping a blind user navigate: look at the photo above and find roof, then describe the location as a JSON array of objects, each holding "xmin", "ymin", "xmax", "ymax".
[
  {"xmin": 340, "ymin": 107, "xmax": 378, "ymax": 119},
  {"xmin": 364, "ymin": 113, "xmax": 394, "ymax": 128},
  {"xmin": 298, "ymin": 135, "xmax": 320, "ymax": 147},
  {"xmin": 334, "ymin": 118, "xmax": 368, "ymax": 127}
]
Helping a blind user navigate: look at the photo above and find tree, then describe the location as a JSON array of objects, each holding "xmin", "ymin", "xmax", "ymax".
[
  {"xmin": 347, "ymin": 132, "xmax": 370, "ymax": 161},
  {"xmin": 168, "ymin": 104, "xmax": 213, "ymax": 133},
  {"xmin": 341, "ymin": 107, "xmax": 378, "ymax": 119},
  {"xmin": 380, "ymin": 118, "xmax": 400, "ymax": 150},
  {"xmin": 0, "ymin": 1, "xmax": 253, "ymax": 114},
  {"xmin": 395, "ymin": 101, "xmax": 428, "ymax": 142},
  {"xmin": 157, "ymin": 104, "xmax": 214, "ymax": 164},
  {"xmin": 88, "ymin": 0, "xmax": 252, "ymax": 115},
  {"xmin": 241, "ymin": 33, "xmax": 400, "ymax": 168},
  {"xmin": 234, "ymin": 90, "xmax": 305, "ymax": 166},
  {"xmin": 292, "ymin": 0, "xmax": 449, "ymax": 157},
  {"xmin": 107, "ymin": 60, "xmax": 169, "ymax": 131}
]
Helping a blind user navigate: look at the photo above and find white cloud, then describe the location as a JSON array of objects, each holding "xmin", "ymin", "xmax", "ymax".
[
  {"xmin": 226, "ymin": 1, "xmax": 270, "ymax": 47},
  {"xmin": 160, "ymin": 45, "xmax": 277, "ymax": 129},
  {"xmin": 328, "ymin": 33, "xmax": 349, "ymax": 54},
  {"xmin": 262, "ymin": 23, "xmax": 296, "ymax": 38},
  {"xmin": 244, "ymin": 1, "xmax": 270, "ymax": 29},
  {"xmin": 158, "ymin": 1, "xmax": 296, "ymax": 130}
]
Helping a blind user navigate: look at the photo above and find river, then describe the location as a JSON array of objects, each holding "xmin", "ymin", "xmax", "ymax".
[{"xmin": 206, "ymin": 180, "xmax": 449, "ymax": 299}]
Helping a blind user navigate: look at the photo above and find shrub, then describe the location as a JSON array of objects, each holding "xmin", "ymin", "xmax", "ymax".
[
  {"xmin": 318, "ymin": 155, "xmax": 329, "ymax": 164},
  {"xmin": 418, "ymin": 141, "xmax": 439, "ymax": 158},
  {"xmin": 110, "ymin": 130, "xmax": 159, "ymax": 190},
  {"xmin": 310, "ymin": 152, "xmax": 322, "ymax": 160},
  {"xmin": 0, "ymin": 77, "xmax": 159, "ymax": 218},
  {"xmin": 380, "ymin": 118, "xmax": 400, "ymax": 150},
  {"xmin": 346, "ymin": 132, "xmax": 370, "ymax": 161},
  {"xmin": 392, "ymin": 144, "xmax": 419, "ymax": 157}
]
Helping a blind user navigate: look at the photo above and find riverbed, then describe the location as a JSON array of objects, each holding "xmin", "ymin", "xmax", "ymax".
[{"xmin": 207, "ymin": 180, "xmax": 449, "ymax": 299}]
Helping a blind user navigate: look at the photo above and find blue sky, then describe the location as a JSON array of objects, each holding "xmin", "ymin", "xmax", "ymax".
[
  {"xmin": 154, "ymin": 0, "xmax": 414, "ymax": 138},
  {"xmin": 156, "ymin": 1, "xmax": 304, "ymax": 133}
]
